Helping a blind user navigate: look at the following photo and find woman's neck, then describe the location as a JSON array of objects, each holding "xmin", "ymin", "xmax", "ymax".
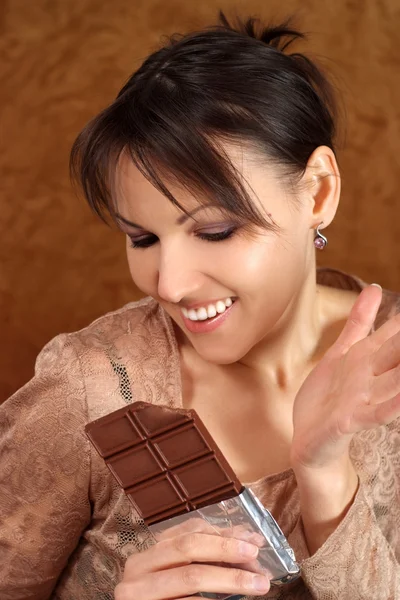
[
  {"xmin": 236, "ymin": 270, "xmax": 324, "ymax": 387},
  {"xmin": 177, "ymin": 269, "xmax": 360, "ymax": 409}
]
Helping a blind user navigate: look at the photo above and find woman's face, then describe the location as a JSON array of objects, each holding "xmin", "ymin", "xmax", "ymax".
[{"xmin": 115, "ymin": 145, "xmax": 318, "ymax": 364}]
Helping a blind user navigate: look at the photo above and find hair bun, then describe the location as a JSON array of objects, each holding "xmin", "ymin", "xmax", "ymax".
[{"xmin": 218, "ymin": 10, "xmax": 305, "ymax": 53}]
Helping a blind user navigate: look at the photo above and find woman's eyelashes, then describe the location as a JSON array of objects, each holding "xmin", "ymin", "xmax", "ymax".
[
  {"xmin": 129, "ymin": 233, "xmax": 158, "ymax": 249},
  {"xmin": 197, "ymin": 226, "xmax": 238, "ymax": 243},
  {"xmin": 128, "ymin": 226, "xmax": 238, "ymax": 249}
]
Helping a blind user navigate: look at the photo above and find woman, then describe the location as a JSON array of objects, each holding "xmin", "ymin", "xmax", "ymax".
[{"xmin": 1, "ymin": 11, "xmax": 400, "ymax": 600}]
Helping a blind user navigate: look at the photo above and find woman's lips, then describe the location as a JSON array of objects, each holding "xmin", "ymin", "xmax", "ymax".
[{"xmin": 181, "ymin": 301, "xmax": 236, "ymax": 334}]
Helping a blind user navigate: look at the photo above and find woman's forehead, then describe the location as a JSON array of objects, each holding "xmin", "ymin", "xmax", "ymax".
[
  {"xmin": 114, "ymin": 155, "xmax": 206, "ymax": 212},
  {"xmin": 112, "ymin": 140, "xmax": 283, "ymax": 229},
  {"xmin": 116, "ymin": 141, "xmax": 274, "ymax": 195}
]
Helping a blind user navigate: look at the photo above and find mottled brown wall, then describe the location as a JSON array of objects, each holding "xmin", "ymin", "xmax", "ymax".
[{"xmin": 1, "ymin": 0, "xmax": 400, "ymax": 401}]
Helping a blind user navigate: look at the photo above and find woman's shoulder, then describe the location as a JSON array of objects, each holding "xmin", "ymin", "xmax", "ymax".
[
  {"xmin": 34, "ymin": 296, "xmax": 171, "ymax": 377},
  {"xmin": 67, "ymin": 296, "xmax": 168, "ymax": 348},
  {"xmin": 46, "ymin": 296, "xmax": 180, "ymax": 418},
  {"xmin": 9, "ymin": 296, "xmax": 180, "ymax": 423},
  {"xmin": 317, "ymin": 266, "xmax": 400, "ymax": 327}
]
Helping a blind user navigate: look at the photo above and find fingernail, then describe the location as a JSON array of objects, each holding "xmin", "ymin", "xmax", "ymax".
[
  {"xmin": 251, "ymin": 575, "xmax": 270, "ymax": 592},
  {"xmin": 239, "ymin": 541, "xmax": 258, "ymax": 557},
  {"xmin": 371, "ymin": 283, "xmax": 382, "ymax": 290}
]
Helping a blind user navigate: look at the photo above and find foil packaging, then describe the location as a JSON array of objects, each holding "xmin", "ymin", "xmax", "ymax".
[{"xmin": 149, "ymin": 487, "xmax": 300, "ymax": 600}]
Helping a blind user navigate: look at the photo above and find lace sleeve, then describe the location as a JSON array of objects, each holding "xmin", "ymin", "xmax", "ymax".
[
  {"xmin": 0, "ymin": 334, "xmax": 91, "ymax": 600},
  {"xmin": 290, "ymin": 476, "xmax": 400, "ymax": 599}
]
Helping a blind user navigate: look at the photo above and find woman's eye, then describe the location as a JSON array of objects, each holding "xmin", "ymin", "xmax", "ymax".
[
  {"xmin": 129, "ymin": 234, "xmax": 158, "ymax": 249},
  {"xmin": 128, "ymin": 227, "xmax": 237, "ymax": 249},
  {"xmin": 197, "ymin": 227, "xmax": 237, "ymax": 242}
]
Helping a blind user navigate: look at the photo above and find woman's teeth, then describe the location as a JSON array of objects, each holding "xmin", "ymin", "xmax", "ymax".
[{"xmin": 182, "ymin": 297, "xmax": 233, "ymax": 321}]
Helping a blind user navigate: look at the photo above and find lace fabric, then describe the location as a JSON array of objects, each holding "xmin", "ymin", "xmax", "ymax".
[{"xmin": 0, "ymin": 268, "xmax": 399, "ymax": 600}]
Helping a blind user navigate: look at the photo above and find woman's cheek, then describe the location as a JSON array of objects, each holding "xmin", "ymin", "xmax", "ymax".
[
  {"xmin": 236, "ymin": 243, "xmax": 279, "ymax": 282},
  {"xmin": 127, "ymin": 252, "xmax": 157, "ymax": 297}
]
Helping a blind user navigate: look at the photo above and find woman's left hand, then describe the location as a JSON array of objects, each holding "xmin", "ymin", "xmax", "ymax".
[
  {"xmin": 290, "ymin": 283, "xmax": 400, "ymax": 553},
  {"xmin": 291, "ymin": 283, "xmax": 400, "ymax": 471}
]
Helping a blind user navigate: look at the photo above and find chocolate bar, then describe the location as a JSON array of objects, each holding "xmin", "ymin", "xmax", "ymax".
[
  {"xmin": 85, "ymin": 401, "xmax": 244, "ymax": 525},
  {"xmin": 85, "ymin": 401, "xmax": 300, "ymax": 596}
]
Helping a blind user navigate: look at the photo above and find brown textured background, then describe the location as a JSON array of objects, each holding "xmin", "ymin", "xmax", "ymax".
[{"xmin": 1, "ymin": 0, "xmax": 399, "ymax": 401}]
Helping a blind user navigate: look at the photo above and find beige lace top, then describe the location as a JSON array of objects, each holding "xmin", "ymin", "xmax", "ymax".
[{"xmin": 1, "ymin": 268, "xmax": 400, "ymax": 600}]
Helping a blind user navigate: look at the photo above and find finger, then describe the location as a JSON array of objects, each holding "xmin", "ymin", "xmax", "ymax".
[
  {"xmin": 156, "ymin": 516, "xmax": 264, "ymax": 548},
  {"xmin": 373, "ymin": 329, "xmax": 400, "ymax": 376},
  {"xmin": 116, "ymin": 587, "xmax": 205, "ymax": 600},
  {"xmin": 174, "ymin": 598, "xmax": 205, "ymax": 600},
  {"xmin": 369, "ymin": 312, "xmax": 400, "ymax": 348},
  {"xmin": 354, "ymin": 391, "xmax": 400, "ymax": 429},
  {"xmin": 124, "ymin": 532, "xmax": 260, "ymax": 579},
  {"xmin": 155, "ymin": 517, "xmax": 214, "ymax": 542},
  {"xmin": 225, "ymin": 557, "xmax": 270, "ymax": 576},
  {"xmin": 328, "ymin": 285, "xmax": 382, "ymax": 357},
  {"xmin": 130, "ymin": 563, "xmax": 271, "ymax": 600},
  {"xmin": 371, "ymin": 364, "xmax": 400, "ymax": 404},
  {"xmin": 201, "ymin": 556, "xmax": 267, "ymax": 575},
  {"xmin": 219, "ymin": 525, "xmax": 265, "ymax": 547}
]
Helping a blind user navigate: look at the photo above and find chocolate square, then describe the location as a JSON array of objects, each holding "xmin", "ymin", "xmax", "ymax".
[{"xmin": 85, "ymin": 402, "xmax": 243, "ymax": 525}]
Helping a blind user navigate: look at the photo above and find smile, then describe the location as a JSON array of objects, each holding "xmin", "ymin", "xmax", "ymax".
[{"xmin": 181, "ymin": 297, "xmax": 234, "ymax": 321}]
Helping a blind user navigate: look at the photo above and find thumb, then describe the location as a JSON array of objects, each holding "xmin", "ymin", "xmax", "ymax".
[{"xmin": 328, "ymin": 284, "xmax": 382, "ymax": 357}]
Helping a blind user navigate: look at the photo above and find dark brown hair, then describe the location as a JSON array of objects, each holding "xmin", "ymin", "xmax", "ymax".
[{"xmin": 70, "ymin": 11, "xmax": 338, "ymax": 230}]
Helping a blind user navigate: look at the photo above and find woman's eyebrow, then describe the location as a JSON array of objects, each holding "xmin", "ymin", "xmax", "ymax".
[
  {"xmin": 175, "ymin": 203, "xmax": 217, "ymax": 225},
  {"xmin": 115, "ymin": 203, "xmax": 219, "ymax": 229},
  {"xmin": 115, "ymin": 213, "xmax": 142, "ymax": 228}
]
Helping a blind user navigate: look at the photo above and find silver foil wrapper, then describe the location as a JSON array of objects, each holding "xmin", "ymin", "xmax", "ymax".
[{"xmin": 148, "ymin": 487, "xmax": 300, "ymax": 600}]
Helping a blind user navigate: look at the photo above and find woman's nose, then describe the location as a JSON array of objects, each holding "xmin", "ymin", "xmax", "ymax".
[{"xmin": 157, "ymin": 246, "xmax": 203, "ymax": 304}]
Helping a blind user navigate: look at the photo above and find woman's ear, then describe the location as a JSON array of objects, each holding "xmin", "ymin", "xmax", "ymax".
[{"xmin": 302, "ymin": 145, "xmax": 341, "ymax": 229}]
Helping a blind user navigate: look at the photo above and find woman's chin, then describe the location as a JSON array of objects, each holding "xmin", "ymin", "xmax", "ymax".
[
  {"xmin": 190, "ymin": 340, "xmax": 248, "ymax": 365},
  {"xmin": 171, "ymin": 314, "xmax": 253, "ymax": 364}
]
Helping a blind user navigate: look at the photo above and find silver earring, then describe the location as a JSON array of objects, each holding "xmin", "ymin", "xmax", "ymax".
[{"xmin": 314, "ymin": 222, "xmax": 328, "ymax": 250}]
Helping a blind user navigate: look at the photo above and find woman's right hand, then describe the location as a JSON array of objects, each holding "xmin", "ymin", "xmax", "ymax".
[{"xmin": 114, "ymin": 518, "xmax": 271, "ymax": 600}]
